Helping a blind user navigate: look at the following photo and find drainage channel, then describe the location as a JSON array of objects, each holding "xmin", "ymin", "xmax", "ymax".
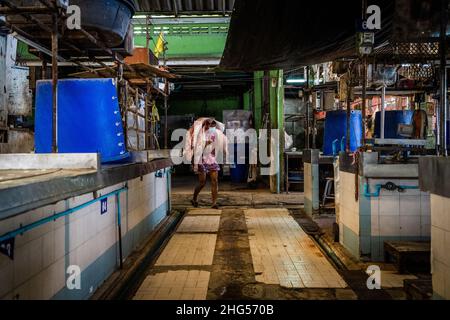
[{"xmin": 92, "ymin": 210, "xmax": 185, "ymax": 300}]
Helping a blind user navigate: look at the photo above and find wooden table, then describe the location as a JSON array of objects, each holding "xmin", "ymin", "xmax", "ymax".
[{"xmin": 384, "ymin": 241, "xmax": 431, "ymax": 274}]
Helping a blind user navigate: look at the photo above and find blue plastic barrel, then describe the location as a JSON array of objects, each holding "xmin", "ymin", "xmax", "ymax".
[
  {"xmin": 35, "ymin": 78, "xmax": 129, "ymax": 163},
  {"xmin": 374, "ymin": 110, "xmax": 414, "ymax": 139},
  {"xmin": 229, "ymin": 143, "xmax": 249, "ymax": 183},
  {"xmin": 323, "ymin": 110, "xmax": 363, "ymax": 155}
]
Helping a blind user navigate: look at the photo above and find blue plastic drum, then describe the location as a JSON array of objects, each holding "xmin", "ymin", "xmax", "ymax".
[
  {"xmin": 374, "ymin": 110, "xmax": 414, "ymax": 139},
  {"xmin": 35, "ymin": 78, "xmax": 129, "ymax": 163},
  {"xmin": 323, "ymin": 110, "xmax": 363, "ymax": 155}
]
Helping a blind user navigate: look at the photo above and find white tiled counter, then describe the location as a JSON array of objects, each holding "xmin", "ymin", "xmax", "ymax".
[
  {"xmin": 0, "ymin": 160, "xmax": 172, "ymax": 300},
  {"xmin": 419, "ymin": 157, "xmax": 450, "ymax": 300},
  {"xmin": 337, "ymin": 152, "xmax": 431, "ymax": 261},
  {"xmin": 303, "ymin": 150, "xmax": 320, "ymax": 216}
]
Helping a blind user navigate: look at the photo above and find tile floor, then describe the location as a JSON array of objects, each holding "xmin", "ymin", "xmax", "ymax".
[
  {"xmin": 381, "ymin": 271, "xmax": 417, "ymax": 288},
  {"xmin": 133, "ymin": 270, "xmax": 211, "ymax": 300},
  {"xmin": 133, "ymin": 208, "xmax": 348, "ymax": 300},
  {"xmin": 177, "ymin": 216, "xmax": 221, "ymax": 233},
  {"xmin": 246, "ymin": 208, "xmax": 347, "ymax": 289},
  {"xmin": 154, "ymin": 233, "xmax": 217, "ymax": 266}
]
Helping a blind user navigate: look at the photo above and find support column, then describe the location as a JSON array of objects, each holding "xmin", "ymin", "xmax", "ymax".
[
  {"xmin": 51, "ymin": 14, "xmax": 58, "ymax": 153},
  {"xmin": 253, "ymin": 71, "xmax": 264, "ymax": 131},
  {"xmin": 303, "ymin": 149, "xmax": 320, "ymax": 216},
  {"xmin": 439, "ymin": 0, "xmax": 448, "ymax": 156},
  {"xmin": 269, "ymin": 70, "xmax": 284, "ymax": 194}
]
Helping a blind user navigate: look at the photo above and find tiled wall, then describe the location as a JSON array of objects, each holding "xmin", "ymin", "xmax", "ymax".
[
  {"xmin": 365, "ymin": 178, "xmax": 430, "ymax": 261},
  {"xmin": 338, "ymin": 171, "xmax": 360, "ymax": 258},
  {"xmin": 430, "ymin": 194, "xmax": 450, "ymax": 299},
  {"xmin": 338, "ymin": 171, "xmax": 431, "ymax": 261},
  {"xmin": 0, "ymin": 170, "xmax": 170, "ymax": 300},
  {"xmin": 304, "ymin": 162, "xmax": 319, "ymax": 216}
]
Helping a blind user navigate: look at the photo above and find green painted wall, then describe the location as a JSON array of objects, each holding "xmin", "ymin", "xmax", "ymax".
[
  {"xmin": 134, "ymin": 23, "xmax": 228, "ymax": 59},
  {"xmin": 168, "ymin": 96, "xmax": 240, "ymax": 121},
  {"xmin": 243, "ymin": 91, "xmax": 251, "ymax": 111}
]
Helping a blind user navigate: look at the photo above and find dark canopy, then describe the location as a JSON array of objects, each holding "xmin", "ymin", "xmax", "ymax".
[{"xmin": 220, "ymin": 0, "xmax": 444, "ymax": 71}]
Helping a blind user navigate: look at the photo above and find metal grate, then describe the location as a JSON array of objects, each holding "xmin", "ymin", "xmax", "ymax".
[
  {"xmin": 398, "ymin": 64, "xmax": 435, "ymax": 81},
  {"xmin": 373, "ymin": 42, "xmax": 440, "ymax": 62}
]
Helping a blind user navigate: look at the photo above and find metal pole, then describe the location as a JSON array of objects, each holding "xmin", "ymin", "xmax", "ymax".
[
  {"xmin": 381, "ymin": 86, "xmax": 386, "ymax": 140},
  {"xmin": 51, "ymin": 13, "xmax": 58, "ymax": 153},
  {"xmin": 116, "ymin": 193, "xmax": 124, "ymax": 269},
  {"xmin": 305, "ymin": 66, "xmax": 310, "ymax": 149},
  {"xmin": 163, "ymin": 42, "xmax": 169, "ymax": 149},
  {"xmin": 312, "ymin": 105, "xmax": 316, "ymax": 149},
  {"xmin": 361, "ymin": 57, "xmax": 367, "ymax": 145},
  {"xmin": 440, "ymin": 0, "xmax": 448, "ymax": 156},
  {"xmin": 346, "ymin": 72, "xmax": 351, "ymax": 152},
  {"xmin": 41, "ymin": 58, "xmax": 46, "ymax": 80}
]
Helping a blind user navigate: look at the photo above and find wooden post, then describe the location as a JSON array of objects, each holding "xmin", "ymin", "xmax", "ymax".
[{"xmin": 51, "ymin": 13, "xmax": 58, "ymax": 153}]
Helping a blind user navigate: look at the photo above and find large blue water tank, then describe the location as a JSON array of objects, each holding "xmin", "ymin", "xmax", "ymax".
[
  {"xmin": 323, "ymin": 110, "xmax": 363, "ymax": 155},
  {"xmin": 374, "ymin": 110, "xmax": 414, "ymax": 139},
  {"xmin": 229, "ymin": 143, "xmax": 249, "ymax": 183},
  {"xmin": 35, "ymin": 78, "xmax": 129, "ymax": 163}
]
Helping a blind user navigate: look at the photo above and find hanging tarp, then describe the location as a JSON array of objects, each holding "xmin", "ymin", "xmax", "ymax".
[{"xmin": 220, "ymin": 0, "xmax": 445, "ymax": 71}]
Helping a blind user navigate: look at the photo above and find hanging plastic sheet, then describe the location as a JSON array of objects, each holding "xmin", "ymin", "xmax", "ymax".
[{"xmin": 220, "ymin": 0, "xmax": 444, "ymax": 71}]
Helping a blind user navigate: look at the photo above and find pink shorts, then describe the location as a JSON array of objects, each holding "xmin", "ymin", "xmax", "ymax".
[{"xmin": 198, "ymin": 163, "xmax": 220, "ymax": 174}]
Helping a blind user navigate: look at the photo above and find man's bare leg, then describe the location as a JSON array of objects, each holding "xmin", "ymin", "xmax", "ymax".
[
  {"xmin": 210, "ymin": 171, "xmax": 219, "ymax": 208},
  {"xmin": 192, "ymin": 172, "xmax": 207, "ymax": 207}
]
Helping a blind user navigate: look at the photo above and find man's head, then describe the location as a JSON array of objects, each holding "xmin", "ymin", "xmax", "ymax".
[{"xmin": 204, "ymin": 119, "xmax": 217, "ymax": 131}]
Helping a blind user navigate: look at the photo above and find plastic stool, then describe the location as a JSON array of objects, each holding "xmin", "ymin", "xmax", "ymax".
[{"xmin": 322, "ymin": 177, "xmax": 335, "ymax": 206}]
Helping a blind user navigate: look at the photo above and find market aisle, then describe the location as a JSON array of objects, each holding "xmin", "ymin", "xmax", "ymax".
[
  {"xmin": 133, "ymin": 208, "xmax": 348, "ymax": 300},
  {"xmin": 246, "ymin": 209, "xmax": 347, "ymax": 288},
  {"xmin": 133, "ymin": 209, "xmax": 221, "ymax": 300}
]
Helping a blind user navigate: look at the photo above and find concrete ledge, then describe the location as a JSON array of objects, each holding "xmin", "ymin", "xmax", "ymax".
[
  {"xmin": 363, "ymin": 164, "xmax": 419, "ymax": 178},
  {"xmin": 131, "ymin": 150, "xmax": 173, "ymax": 163},
  {"xmin": 0, "ymin": 153, "xmax": 100, "ymax": 170},
  {"xmin": 0, "ymin": 158, "xmax": 173, "ymax": 220},
  {"xmin": 302, "ymin": 149, "xmax": 319, "ymax": 164},
  {"xmin": 148, "ymin": 149, "xmax": 172, "ymax": 160},
  {"xmin": 419, "ymin": 156, "xmax": 450, "ymax": 198},
  {"xmin": 339, "ymin": 152, "xmax": 357, "ymax": 174}
]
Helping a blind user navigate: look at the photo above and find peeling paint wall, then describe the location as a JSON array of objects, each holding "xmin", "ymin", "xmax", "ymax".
[
  {"xmin": 0, "ymin": 35, "xmax": 34, "ymax": 153},
  {"xmin": 0, "ymin": 129, "xmax": 34, "ymax": 153},
  {"xmin": 5, "ymin": 36, "xmax": 32, "ymax": 116}
]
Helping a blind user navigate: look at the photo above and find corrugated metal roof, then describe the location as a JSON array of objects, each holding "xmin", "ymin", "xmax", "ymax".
[{"xmin": 134, "ymin": 0, "xmax": 235, "ymax": 14}]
